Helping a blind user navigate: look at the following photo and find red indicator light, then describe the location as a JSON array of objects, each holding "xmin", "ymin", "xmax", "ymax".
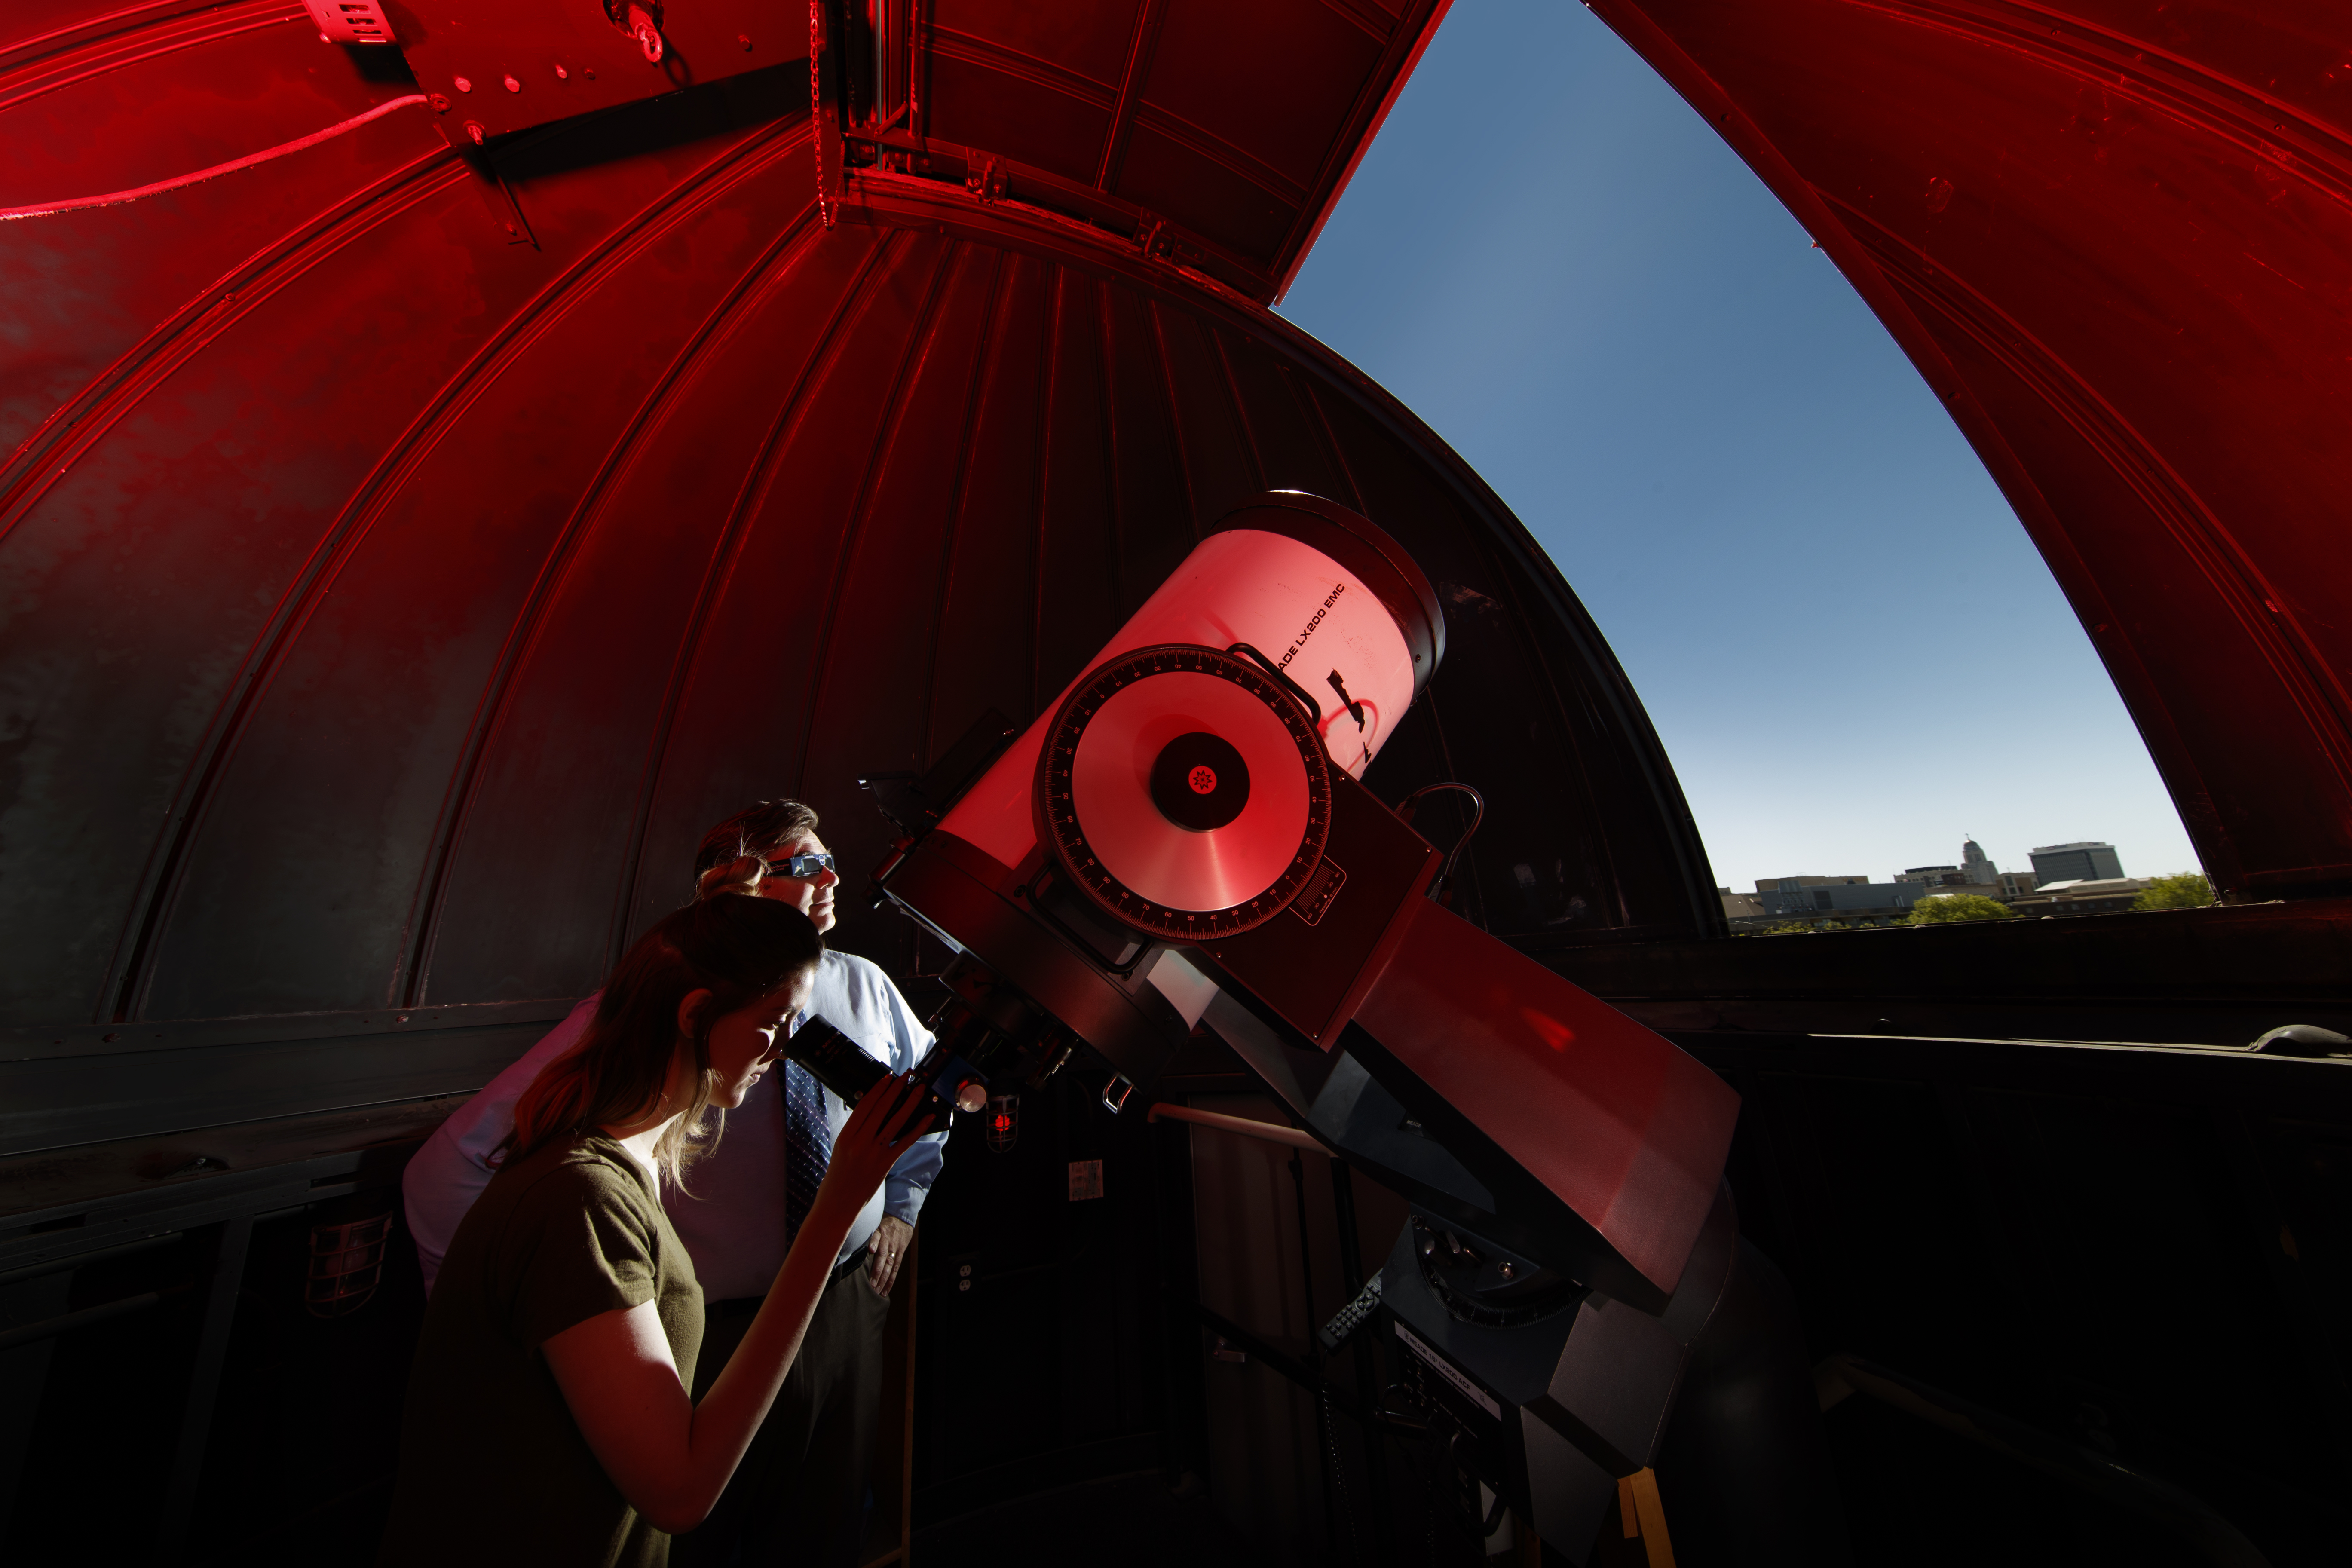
[{"xmin": 986, "ymin": 1093, "xmax": 1019, "ymax": 1152}]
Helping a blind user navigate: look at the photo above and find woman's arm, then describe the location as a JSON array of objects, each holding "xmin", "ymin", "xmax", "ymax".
[{"xmin": 542, "ymin": 1075, "xmax": 934, "ymax": 1534}]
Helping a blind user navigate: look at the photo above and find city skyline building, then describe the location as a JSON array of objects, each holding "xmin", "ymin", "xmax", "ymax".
[
  {"xmin": 1896, "ymin": 837, "xmax": 2002, "ymax": 888},
  {"xmin": 1744, "ymin": 837, "xmax": 2132, "ymax": 919},
  {"xmin": 2009, "ymin": 877, "xmax": 2149, "ymax": 917},
  {"xmin": 1754, "ymin": 879, "xmax": 1948, "ymax": 924},
  {"xmin": 2030, "ymin": 841, "xmax": 2125, "ymax": 885}
]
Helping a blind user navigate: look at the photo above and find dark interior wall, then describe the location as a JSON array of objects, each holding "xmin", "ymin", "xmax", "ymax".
[
  {"xmin": 1681, "ymin": 1031, "xmax": 2352, "ymax": 1568},
  {"xmin": 0, "ymin": 1107, "xmax": 436, "ymax": 1565},
  {"xmin": 1183, "ymin": 1090, "xmax": 1413, "ymax": 1561},
  {"xmin": 900, "ymin": 1063, "xmax": 1175, "ymax": 1521}
]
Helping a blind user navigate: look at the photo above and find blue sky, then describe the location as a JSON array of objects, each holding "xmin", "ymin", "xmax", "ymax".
[{"xmin": 1277, "ymin": 0, "xmax": 2201, "ymax": 894}]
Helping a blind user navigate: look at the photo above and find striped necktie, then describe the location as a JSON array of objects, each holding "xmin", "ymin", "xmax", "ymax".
[{"xmin": 781, "ymin": 1058, "xmax": 833, "ymax": 1244}]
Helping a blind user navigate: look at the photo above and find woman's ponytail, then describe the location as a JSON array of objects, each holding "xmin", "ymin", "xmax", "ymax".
[{"xmin": 694, "ymin": 854, "xmax": 767, "ymax": 901}]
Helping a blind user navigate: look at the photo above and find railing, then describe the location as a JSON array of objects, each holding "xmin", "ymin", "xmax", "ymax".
[{"xmin": 1145, "ymin": 1100, "xmax": 1324, "ymax": 1151}]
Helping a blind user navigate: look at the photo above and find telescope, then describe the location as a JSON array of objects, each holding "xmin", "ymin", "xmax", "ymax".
[{"xmin": 833, "ymin": 490, "xmax": 1777, "ymax": 1552}]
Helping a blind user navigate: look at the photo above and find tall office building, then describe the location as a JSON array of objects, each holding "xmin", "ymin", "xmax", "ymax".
[
  {"xmin": 1898, "ymin": 839, "xmax": 1999, "ymax": 888},
  {"xmin": 2030, "ymin": 841, "xmax": 2125, "ymax": 885}
]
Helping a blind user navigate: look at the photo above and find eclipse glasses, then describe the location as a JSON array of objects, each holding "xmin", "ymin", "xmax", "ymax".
[{"xmin": 758, "ymin": 851, "xmax": 836, "ymax": 880}]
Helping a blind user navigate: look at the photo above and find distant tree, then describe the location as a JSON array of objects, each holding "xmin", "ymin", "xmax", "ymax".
[
  {"xmin": 2133, "ymin": 872, "xmax": 2214, "ymax": 910},
  {"xmin": 1908, "ymin": 893, "xmax": 2015, "ymax": 924},
  {"xmin": 1752, "ymin": 919, "xmax": 1825, "ymax": 936}
]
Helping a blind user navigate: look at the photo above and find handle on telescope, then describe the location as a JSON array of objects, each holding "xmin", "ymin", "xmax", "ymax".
[{"xmin": 789, "ymin": 1015, "xmax": 987, "ymax": 1115}]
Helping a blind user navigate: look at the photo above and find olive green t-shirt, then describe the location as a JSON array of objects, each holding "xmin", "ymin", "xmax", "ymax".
[{"xmin": 381, "ymin": 1135, "xmax": 704, "ymax": 1568}]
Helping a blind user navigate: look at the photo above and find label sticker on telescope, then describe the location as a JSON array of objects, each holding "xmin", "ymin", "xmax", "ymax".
[
  {"xmin": 1067, "ymin": 1159, "xmax": 1104, "ymax": 1201},
  {"xmin": 1290, "ymin": 857, "xmax": 1345, "ymax": 926},
  {"xmin": 1394, "ymin": 1321, "xmax": 1500, "ymax": 1418}
]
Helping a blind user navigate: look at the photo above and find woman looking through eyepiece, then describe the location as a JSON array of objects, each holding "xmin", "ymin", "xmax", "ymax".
[{"xmin": 379, "ymin": 895, "xmax": 936, "ymax": 1567}]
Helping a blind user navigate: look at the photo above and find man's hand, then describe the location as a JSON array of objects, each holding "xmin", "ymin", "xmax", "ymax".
[{"xmin": 867, "ymin": 1215, "xmax": 913, "ymax": 1295}]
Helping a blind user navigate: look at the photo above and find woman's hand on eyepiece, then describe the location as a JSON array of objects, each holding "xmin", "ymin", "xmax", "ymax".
[{"xmin": 812, "ymin": 1073, "xmax": 937, "ymax": 1219}]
